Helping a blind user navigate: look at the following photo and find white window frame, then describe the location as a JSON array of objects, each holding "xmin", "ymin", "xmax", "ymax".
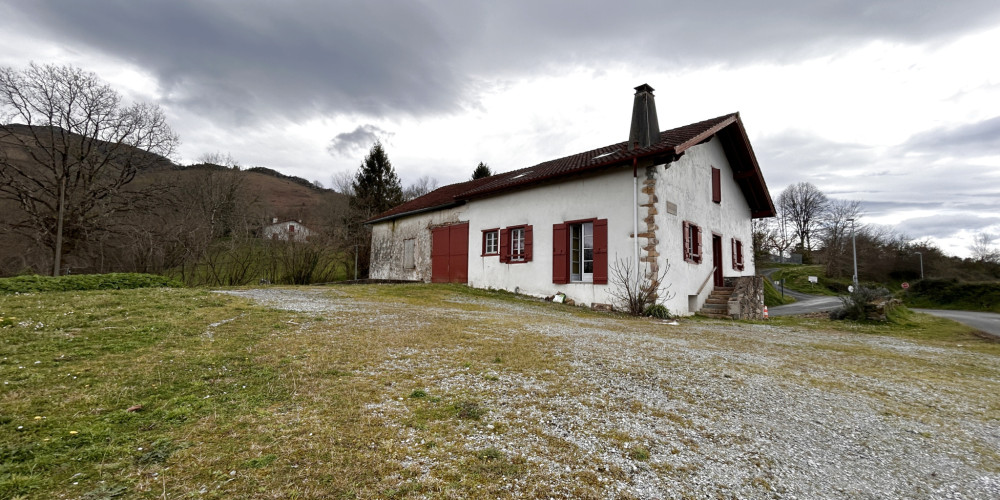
[
  {"xmin": 570, "ymin": 221, "xmax": 594, "ymax": 282},
  {"xmin": 483, "ymin": 230, "xmax": 499, "ymax": 255},
  {"xmin": 510, "ymin": 227, "xmax": 525, "ymax": 262}
]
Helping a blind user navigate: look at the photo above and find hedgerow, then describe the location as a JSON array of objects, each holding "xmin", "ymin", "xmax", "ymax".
[{"xmin": 0, "ymin": 273, "xmax": 183, "ymax": 294}]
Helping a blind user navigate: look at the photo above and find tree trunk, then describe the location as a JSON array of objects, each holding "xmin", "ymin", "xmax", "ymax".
[{"xmin": 52, "ymin": 175, "xmax": 66, "ymax": 277}]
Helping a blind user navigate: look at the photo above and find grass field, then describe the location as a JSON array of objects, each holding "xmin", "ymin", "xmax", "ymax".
[{"xmin": 2, "ymin": 285, "xmax": 998, "ymax": 498}]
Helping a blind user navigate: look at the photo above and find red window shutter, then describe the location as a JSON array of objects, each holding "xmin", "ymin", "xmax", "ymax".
[
  {"xmin": 593, "ymin": 218, "xmax": 608, "ymax": 285},
  {"xmin": 524, "ymin": 225, "xmax": 533, "ymax": 262},
  {"xmin": 499, "ymin": 228, "xmax": 509, "ymax": 263},
  {"xmin": 552, "ymin": 223, "xmax": 568, "ymax": 284},
  {"xmin": 682, "ymin": 222, "xmax": 691, "ymax": 261},
  {"xmin": 711, "ymin": 167, "xmax": 721, "ymax": 203}
]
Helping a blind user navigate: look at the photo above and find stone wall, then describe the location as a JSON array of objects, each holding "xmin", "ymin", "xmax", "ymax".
[{"xmin": 725, "ymin": 275, "xmax": 764, "ymax": 320}]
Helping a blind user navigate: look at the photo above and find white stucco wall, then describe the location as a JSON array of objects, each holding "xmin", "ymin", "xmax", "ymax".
[
  {"xmin": 370, "ymin": 136, "xmax": 759, "ymax": 315},
  {"xmin": 656, "ymin": 137, "xmax": 755, "ymax": 314},
  {"xmin": 463, "ymin": 168, "xmax": 636, "ymax": 307}
]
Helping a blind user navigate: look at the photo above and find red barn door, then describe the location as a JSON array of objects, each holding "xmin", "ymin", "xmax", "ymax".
[{"xmin": 431, "ymin": 223, "xmax": 469, "ymax": 283}]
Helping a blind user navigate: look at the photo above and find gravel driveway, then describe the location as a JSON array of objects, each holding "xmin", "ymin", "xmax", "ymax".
[{"xmin": 221, "ymin": 287, "xmax": 1000, "ymax": 499}]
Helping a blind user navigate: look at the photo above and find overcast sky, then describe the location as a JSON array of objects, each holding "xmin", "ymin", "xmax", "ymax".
[{"xmin": 2, "ymin": 0, "xmax": 999, "ymax": 258}]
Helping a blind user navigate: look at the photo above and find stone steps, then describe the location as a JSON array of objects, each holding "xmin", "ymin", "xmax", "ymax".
[{"xmin": 699, "ymin": 286, "xmax": 735, "ymax": 318}]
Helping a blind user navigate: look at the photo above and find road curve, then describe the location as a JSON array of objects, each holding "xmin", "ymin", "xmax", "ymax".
[
  {"xmin": 760, "ymin": 268, "xmax": 844, "ymax": 317},
  {"xmin": 912, "ymin": 309, "xmax": 1000, "ymax": 339}
]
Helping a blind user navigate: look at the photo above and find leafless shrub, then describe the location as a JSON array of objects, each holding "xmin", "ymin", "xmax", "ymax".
[{"xmin": 607, "ymin": 257, "xmax": 674, "ymax": 316}]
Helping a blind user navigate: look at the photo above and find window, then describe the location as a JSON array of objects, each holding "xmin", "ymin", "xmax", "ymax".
[
  {"xmin": 683, "ymin": 221, "xmax": 702, "ymax": 263},
  {"xmin": 499, "ymin": 225, "xmax": 532, "ymax": 263},
  {"xmin": 482, "ymin": 229, "xmax": 499, "ymax": 256},
  {"xmin": 731, "ymin": 238, "xmax": 744, "ymax": 271},
  {"xmin": 403, "ymin": 238, "xmax": 415, "ymax": 269},
  {"xmin": 552, "ymin": 219, "xmax": 608, "ymax": 284},
  {"xmin": 570, "ymin": 222, "xmax": 594, "ymax": 282},
  {"xmin": 510, "ymin": 227, "xmax": 525, "ymax": 261},
  {"xmin": 711, "ymin": 167, "xmax": 721, "ymax": 203},
  {"xmin": 288, "ymin": 224, "xmax": 295, "ymax": 233}
]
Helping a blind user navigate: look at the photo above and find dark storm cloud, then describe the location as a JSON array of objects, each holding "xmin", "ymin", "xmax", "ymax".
[
  {"xmin": 327, "ymin": 125, "xmax": 391, "ymax": 157},
  {"xmin": 8, "ymin": 1, "xmax": 1000, "ymax": 126},
  {"xmin": 9, "ymin": 0, "xmax": 463, "ymax": 124}
]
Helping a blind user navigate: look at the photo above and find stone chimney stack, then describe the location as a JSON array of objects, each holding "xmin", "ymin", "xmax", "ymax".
[{"xmin": 628, "ymin": 84, "xmax": 660, "ymax": 151}]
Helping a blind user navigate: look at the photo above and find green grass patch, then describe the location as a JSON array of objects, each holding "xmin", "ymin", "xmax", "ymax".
[
  {"xmin": 763, "ymin": 277, "xmax": 796, "ymax": 307},
  {"xmin": 768, "ymin": 305, "xmax": 996, "ymax": 346},
  {"xmin": 769, "ymin": 265, "xmax": 848, "ymax": 296},
  {"xmin": 903, "ymin": 279, "xmax": 1000, "ymax": 313},
  {"xmin": 0, "ymin": 273, "xmax": 182, "ymax": 294}
]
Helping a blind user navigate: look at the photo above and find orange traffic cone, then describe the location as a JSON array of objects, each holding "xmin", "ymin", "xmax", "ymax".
[{"xmin": 763, "ymin": 306, "xmax": 769, "ymax": 320}]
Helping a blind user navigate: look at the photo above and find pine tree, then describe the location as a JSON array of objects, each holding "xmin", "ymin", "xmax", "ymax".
[
  {"xmin": 471, "ymin": 162, "xmax": 493, "ymax": 180},
  {"xmin": 351, "ymin": 141, "xmax": 404, "ymax": 218}
]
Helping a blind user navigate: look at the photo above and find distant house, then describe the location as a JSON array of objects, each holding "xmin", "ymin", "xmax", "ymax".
[
  {"xmin": 365, "ymin": 84, "xmax": 775, "ymax": 317},
  {"xmin": 261, "ymin": 218, "xmax": 313, "ymax": 242}
]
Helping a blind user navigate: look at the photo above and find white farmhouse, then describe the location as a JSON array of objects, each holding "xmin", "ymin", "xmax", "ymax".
[
  {"xmin": 366, "ymin": 84, "xmax": 775, "ymax": 317},
  {"xmin": 261, "ymin": 218, "xmax": 313, "ymax": 242}
]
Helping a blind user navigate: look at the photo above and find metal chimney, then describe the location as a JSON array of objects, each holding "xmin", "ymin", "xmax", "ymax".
[{"xmin": 628, "ymin": 84, "xmax": 660, "ymax": 150}]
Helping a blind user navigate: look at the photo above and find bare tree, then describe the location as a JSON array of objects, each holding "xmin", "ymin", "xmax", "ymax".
[
  {"xmin": 403, "ymin": 175, "xmax": 438, "ymax": 201},
  {"xmin": 762, "ymin": 214, "xmax": 794, "ymax": 263},
  {"xmin": 330, "ymin": 170, "xmax": 355, "ymax": 196},
  {"xmin": 197, "ymin": 151, "xmax": 239, "ymax": 168},
  {"xmin": 777, "ymin": 182, "xmax": 828, "ymax": 253},
  {"xmin": 0, "ymin": 63, "xmax": 179, "ymax": 276},
  {"xmin": 819, "ymin": 198, "xmax": 863, "ymax": 277},
  {"xmin": 970, "ymin": 232, "xmax": 1000, "ymax": 263}
]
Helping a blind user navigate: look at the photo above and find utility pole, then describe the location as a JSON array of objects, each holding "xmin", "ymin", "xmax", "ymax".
[
  {"xmin": 848, "ymin": 218, "xmax": 858, "ymax": 287},
  {"xmin": 915, "ymin": 251, "xmax": 924, "ymax": 280}
]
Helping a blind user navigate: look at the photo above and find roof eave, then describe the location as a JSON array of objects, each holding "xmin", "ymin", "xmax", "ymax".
[{"xmin": 364, "ymin": 200, "xmax": 465, "ymax": 225}]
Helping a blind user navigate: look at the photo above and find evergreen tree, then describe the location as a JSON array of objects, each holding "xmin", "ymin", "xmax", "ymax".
[
  {"xmin": 471, "ymin": 162, "xmax": 493, "ymax": 180},
  {"xmin": 351, "ymin": 141, "xmax": 404, "ymax": 218}
]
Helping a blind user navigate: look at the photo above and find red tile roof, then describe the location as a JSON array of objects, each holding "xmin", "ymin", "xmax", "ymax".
[{"xmin": 366, "ymin": 113, "xmax": 774, "ymax": 224}]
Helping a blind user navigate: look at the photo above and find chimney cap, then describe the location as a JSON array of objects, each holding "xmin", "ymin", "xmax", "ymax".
[{"xmin": 634, "ymin": 83, "xmax": 655, "ymax": 93}]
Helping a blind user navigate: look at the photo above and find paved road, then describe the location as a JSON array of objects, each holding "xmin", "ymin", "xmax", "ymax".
[
  {"xmin": 912, "ymin": 309, "xmax": 1000, "ymax": 339},
  {"xmin": 760, "ymin": 268, "xmax": 844, "ymax": 317}
]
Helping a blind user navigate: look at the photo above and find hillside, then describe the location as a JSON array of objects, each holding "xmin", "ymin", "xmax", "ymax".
[
  {"xmin": 138, "ymin": 164, "xmax": 349, "ymax": 226},
  {"xmin": 0, "ymin": 124, "xmax": 350, "ymax": 276}
]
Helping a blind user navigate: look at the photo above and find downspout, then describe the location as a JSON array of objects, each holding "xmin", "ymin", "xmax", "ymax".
[{"xmin": 633, "ymin": 157, "xmax": 640, "ymax": 278}]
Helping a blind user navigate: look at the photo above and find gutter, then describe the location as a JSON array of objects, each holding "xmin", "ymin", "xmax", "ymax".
[
  {"xmin": 363, "ymin": 200, "xmax": 466, "ymax": 225},
  {"xmin": 633, "ymin": 157, "xmax": 639, "ymax": 280}
]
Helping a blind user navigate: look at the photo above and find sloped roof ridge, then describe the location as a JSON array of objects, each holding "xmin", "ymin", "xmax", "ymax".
[
  {"xmin": 366, "ymin": 112, "xmax": 749, "ymax": 224},
  {"xmin": 459, "ymin": 112, "xmax": 738, "ymax": 198}
]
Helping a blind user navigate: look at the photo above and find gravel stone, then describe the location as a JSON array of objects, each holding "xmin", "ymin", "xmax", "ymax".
[{"xmin": 220, "ymin": 287, "xmax": 1000, "ymax": 499}]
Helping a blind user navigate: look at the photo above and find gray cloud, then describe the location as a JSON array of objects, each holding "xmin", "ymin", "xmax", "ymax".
[
  {"xmin": 327, "ymin": 125, "xmax": 391, "ymax": 157},
  {"xmin": 899, "ymin": 116, "xmax": 1000, "ymax": 156},
  {"xmin": 758, "ymin": 129, "xmax": 1000, "ymax": 240},
  {"xmin": 7, "ymin": 1, "xmax": 1000, "ymax": 127},
  {"xmin": 896, "ymin": 214, "xmax": 1000, "ymax": 239}
]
